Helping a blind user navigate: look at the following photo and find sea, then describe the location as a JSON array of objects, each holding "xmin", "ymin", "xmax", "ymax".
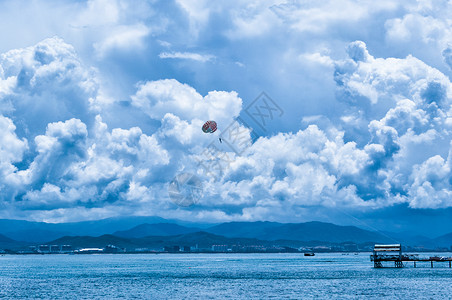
[{"xmin": 1, "ymin": 252, "xmax": 451, "ymax": 299}]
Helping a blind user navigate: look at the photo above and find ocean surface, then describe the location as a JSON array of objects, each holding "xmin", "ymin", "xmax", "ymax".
[{"xmin": 1, "ymin": 253, "xmax": 451, "ymax": 299}]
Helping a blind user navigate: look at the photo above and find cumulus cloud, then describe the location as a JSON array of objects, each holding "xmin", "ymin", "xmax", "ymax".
[
  {"xmin": 385, "ymin": 1, "xmax": 452, "ymax": 46},
  {"xmin": 0, "ymin": 116, "xmax": 28, "ymax": 165},
  {"xmin": 172, "ymin": 40, "xmax": 451, "ymax": 220},
  {"xmin": 1, "ymin": 114, "xmax": 172, "ymax": 218},
  {"xmin": 333, "ymin": 40, "xmax": 451, "ymax": 147},
  {"xmin": 331, "ymin": 41, "xmax": 451, "ymax": 208},
  {"xmin": 0, "ymin": 37, "xmax": 98, "ymax": 138},
  {"xmin": 0, "ymin": 38, "xmax": 168, "ymax": 220},
  {"xmin": 131, "ymin": 79, "xmax": 242, "ymax": 133},
  {"xmin": 407, "ymin": 146, "xmax": 452, "ymax": 209},
  {"xmin": 0, "ymin": 38, "xmax": 247, "ymax": 221},
  {"xmin": 0, "ymin": 116, "xmax": 28, "ymax": 198},
  {"xmin": 1, "ymin": 37, "xmax": 452, "ymax": 222},
  {"xmin": 0, "ymin": 0, "xmax": 451, "ymax": 226}
]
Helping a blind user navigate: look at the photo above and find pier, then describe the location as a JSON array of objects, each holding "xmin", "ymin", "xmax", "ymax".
[{"xmin": 371, "ymin": 244, "xmax": 452, "ymax": 268}]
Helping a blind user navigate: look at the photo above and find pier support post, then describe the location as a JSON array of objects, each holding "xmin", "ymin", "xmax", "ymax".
[
  {"xmin": 449, "ymin": 261, "xmax": 451, "ymax": 268},
  {"xmin": 431, "ymin": 261, "xmax": 433, "ymax": 268},
  {"xmin": 414, "ymin": 261, "xmax": 416, "ymax": 268}
]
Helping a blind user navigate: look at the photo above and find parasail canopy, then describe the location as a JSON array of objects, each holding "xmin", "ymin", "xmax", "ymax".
[{"xmin": 202, "ymin": 120, "xmax": 217, "ymax": 133}]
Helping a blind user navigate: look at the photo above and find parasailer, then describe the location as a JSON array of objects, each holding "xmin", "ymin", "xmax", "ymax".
[{"xmin": 202, "ymin": 120, "xmax": 217, "ymax": 133}]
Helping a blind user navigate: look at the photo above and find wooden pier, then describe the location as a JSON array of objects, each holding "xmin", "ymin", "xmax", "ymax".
[{"xmin": 371, "ymin": 244, "xmax": 452, "ymax": 268}]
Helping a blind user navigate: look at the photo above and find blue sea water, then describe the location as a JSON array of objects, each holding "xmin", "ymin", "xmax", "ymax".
[{"xmin": 0, "ymin": 253, "xmax": 451, "ymax": 299}]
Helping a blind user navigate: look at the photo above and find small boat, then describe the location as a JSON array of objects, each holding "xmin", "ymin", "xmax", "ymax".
[{"xmin": 304, "ymin": 252, "xmax": 315, "ymax": 256}]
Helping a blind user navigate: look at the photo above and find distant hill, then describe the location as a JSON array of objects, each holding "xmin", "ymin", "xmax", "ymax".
[
  {"xmin": 50, "ymin": 235, "xmax": 139, "ymax": 249},
  {"xmin": 205, "ymin": 221, "xmax": 281, "ymax": 238},
  {"xmin": 114, "ymin": 221, "xmax": 396, "ymax": 244},
  {"xmin": 0, "ymin": 233, "xmax": 28, "ymax": 249},
  {"xmin": 48, "ymin": 232, "xmax": 267, "ymax": 250},
  {"xmin": 3, "ymin": 229, "xmax": 73, "ymax": 243},
  {"xmin": 0, "ymin": 216, "xmax": 210, "ymax": 242},
  {"xmin": 43, "ymin": 229, "xmax": 411, "ymax": 252},
  {"xmin": 0, "ymin": 233, "xmax": 15, "ymax": 243},
  {"xmin": 382, "ymin": 231, "xmax": 431, "ymax": 247},
  {"xmin": 113, "ymin": 223, "xmax": 200, "ymax": 238},
  {"xmin": 148, "ymin": 231, "xmax": 264, "ymax": 248},
  {"xmin": 0, "ymin": 217, "xmax": 449, "ymax": 248},
  {"xmin": 206, "ymin": 221, "xmax": 394, "ymax": 244},
  {"xmin": 430, "ymin": 232, "xmax": 452, "ymax": 248}
]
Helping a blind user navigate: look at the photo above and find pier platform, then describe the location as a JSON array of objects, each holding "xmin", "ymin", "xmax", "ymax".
[{"xmin": 370, "ymin": 244, "xmax": 452, "ymax": 268}]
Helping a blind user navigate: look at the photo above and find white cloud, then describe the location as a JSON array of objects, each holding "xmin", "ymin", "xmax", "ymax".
[
  {"xmin": 443, "ymin": 45, "xmax": 452, "ymax": 70},
  {"xmin": 0, "ymin": 37, "xmax": 98, "ymax": 138},
  {"xmin": 76, "ymin": 0, "xmax": 120, "ymax": 27},
  {"xmin": 159, "ymin": 51, "xmax": 215, "ymax": 62},
  {"xmin": 30, "ymin": 118, "xmax": 88, "ymax": 181},
  {"xmin": 180, "ymin": 40, "xmax": 452, "ymax": 215},
  {"xmin": 330, "ymin": 40, "xmax": 451, "ymax": 208},
  {"xmin": 0, "ymin": 116, "xmax": 28, "ymax": 195},
  {"xmin": 159, "ymin": 113, "xmax": 203, "ymax": 146},
  {"xmin": 199, "ymin": 125, "xmax": 374, "ymax": 211},
  {"xmin": 94, "ymin": 24, "xmax": 150, "ymax": 57},
  {"xmin": 408, "ymin": 150, "xmax": 452, "ymax": 208},
  {"xmin": 175, "ymin": 0, "xmax": 211, "ymax": 37},
  {"xmin": 0, "ymin": 38, "xmax": 246, "ymax": 221},
  {"xmin": 385, "ymin": 1, "xmax": 452, "ymax": 47},
  {"xmin": 300, "ymin": 52, "xmax": 334, "ymax": 67},
  {"xmin": 0, "ymin": 116, "xmax": 28, "ymax": 164},
  {"xmin": 131, "ymin": 79, "xmax": 242, "ymax": 130},
  {"xmin": 271, "ymin": 0, "xmax": 397, "ymax": 33},
  {"xmin": 0, "ymin": 0, "xmax": 451, "ymax": 224},
  {"xmin": 385, "ymin": 14, "xmax": 447, "ymax": 44},
  {"xmin": 334, "ymin": 40, "xmax": 451, "ymax": 117},
  {"xmin": 3, "ymin": 36, "xmax": 446, "ymax": 218}
]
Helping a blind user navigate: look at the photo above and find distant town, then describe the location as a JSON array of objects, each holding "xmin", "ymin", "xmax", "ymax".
[{"xmin": 1, "ymin": 242, "xmax": 451, "ymax": 255}]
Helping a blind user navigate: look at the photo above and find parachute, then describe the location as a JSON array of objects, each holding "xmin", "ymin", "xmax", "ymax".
[{"xmin": 202, "ymin": 120, "xmax": 217, "ymax": 133}]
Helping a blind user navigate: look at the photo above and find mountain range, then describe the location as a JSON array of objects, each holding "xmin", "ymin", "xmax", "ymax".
[
  {"xmin": 0, "ymin": 217, "xmax": 451, "ymax": 250},
  {"xmin": 113, "ymin": 223, "xmax": 200, "ymax": 238},
  {"xmin": 0, "ymin": 216, "xmax": 194, "ymax": 242},
  {"xmin": 0, "ymin": 233, "xmax": 28, "ymax": 249},
  {"xmin": 50, "ymin": 232, "xmax": 267, "ymax": 250}
]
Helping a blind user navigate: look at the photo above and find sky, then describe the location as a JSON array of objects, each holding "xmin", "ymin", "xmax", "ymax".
[{"xmin": 0, "ymin": 0, "xmax": 451, "ymax": 235}]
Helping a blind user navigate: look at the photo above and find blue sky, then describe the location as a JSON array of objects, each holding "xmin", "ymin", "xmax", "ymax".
[{"xmin": 0, "ymin": 0, "xmax": 451, "ymax": 234}]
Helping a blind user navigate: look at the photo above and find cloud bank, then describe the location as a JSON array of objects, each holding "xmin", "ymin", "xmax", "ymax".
[
  {"xmin": 0, "ymin": 0, "xmax": 450, "ymax": 230},
  {"xmin": 0, "ymin": 36, "xmax": 450, "ymax": 225}
]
